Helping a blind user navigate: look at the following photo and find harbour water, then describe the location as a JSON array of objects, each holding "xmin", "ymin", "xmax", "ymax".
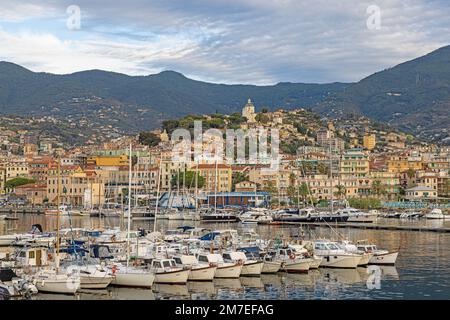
[{"xmin": 1, "ymin": 215, "xmax": 450, "ymax": 300}]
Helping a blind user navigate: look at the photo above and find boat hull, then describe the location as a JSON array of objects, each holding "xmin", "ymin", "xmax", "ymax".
[
  {"xmin": 281, "ymin": 259, "xmax": 311, "ymax": 273},
  {"xmin": 80, "ymin": 275, "xmax": 113, "ymax": 289},
  {"xmin": 36, "ymin": 277, "xmax": 80, "ymax": 294},
  {"xmin": 369, "ymin": 252, "xmax": 398, "ymax": 265},
  {"xmin": 154, "ymin": 269, "xmax": 190, "ymax": 284},
  {"xmin": 188, "ymin": 266, "xmax": 217, "ymax": 281},
  {"xmin": 261, "ymin": 261, "xmax": 282, "ymax": 274},
  {"xmin": 319, "ymin": 255, "xmax": 360, "ymax": 268},
  {"xmin": 214, "ymin": 264, "xmax": 242, "ymax": 278},
  {"xmin": 111, "ymin": 272, "xmax": 155, "ymax": 288},
  {"xmin": 241, "ymin": 261, "xmax": 264, "ymax": 276}
]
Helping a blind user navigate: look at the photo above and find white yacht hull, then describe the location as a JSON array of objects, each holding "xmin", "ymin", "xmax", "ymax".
[
  {"xmin": 80, "ymin": 275, "xmax": 113, "ymax": 289},
  {"xmin": 319, "ymin": 255, "xmax": 360, "ymax": 268},
  {"xmin": 369, "ymin": 252, "xmax": 398, "ymax": 265},
  {"xmin": 281, "ymin": 259, "xmax": 311, "ymax": 273},
  {"xmin": 154, "ymin": 269, "xmax": 190, "ymax": 284},
  {"xmin": 188, "ymin": 266, "xmax": 217, "ymax": 281},
  {"xmin": 241, "ymin": 261, "xmax": 264, "ymax": 276},
  {"xmin": 36, "ymin": 276, "xmax": 80, "ymax": 294},
  {"xmin": 214, "ymin": 264, "xmax": 242, "ymax": 278},
  {"xmin": 112, "ymin": 271, "xmax": 155, "ymax": 288},
  {"xmin": 261, "ymin": 261, "xmax": 282, "ymax": 274},
  {"xmin": 347, "ymin": 215, "xmax": 377, "ymax": 223}
]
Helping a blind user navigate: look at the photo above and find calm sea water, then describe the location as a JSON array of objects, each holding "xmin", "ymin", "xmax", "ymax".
[{"xmin": 1, "ymin": 215, "xmax": 450, "ymax": 300}]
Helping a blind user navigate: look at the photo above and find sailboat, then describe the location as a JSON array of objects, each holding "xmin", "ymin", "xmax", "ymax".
[
  {"xmin": 34, "ymin": 158, "xmax": 81, "ymax": 294},
  {"xmin": 110, "ymin": 144, "xmax": 155, "ymax": 288}
]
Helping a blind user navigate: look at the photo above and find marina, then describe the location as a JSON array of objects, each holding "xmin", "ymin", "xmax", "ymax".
[{"xmin": 1, "ymin": 213, "xmax": 450, "ymax": 300}]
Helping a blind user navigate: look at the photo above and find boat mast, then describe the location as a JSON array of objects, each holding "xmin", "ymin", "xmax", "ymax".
[
  {"xmin": 126, "ymin": 143, "xmax": 132, "ymax": 268},
  {"xmin": 214, "ymin": 160, "xmax": 218, "ymax": 214},
  {"xmin": 195, "ymin": 160, "xmax": 199, "ymax": 213},
  {"xmin": 329, "ymin": 142, "xmax": 334, "ymax": 214},
  {"xmin": 153, "ymin": 154, "xmax": 163, "ymax": 233},
  {"xmin": 56, "ymin": 156, "xmax": 61, "ymax": 271}
]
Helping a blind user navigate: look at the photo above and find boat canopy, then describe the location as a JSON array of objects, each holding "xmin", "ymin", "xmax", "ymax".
[{"xmin": 0, "ymin": 268, "xmax": 18, "ymax": 282}]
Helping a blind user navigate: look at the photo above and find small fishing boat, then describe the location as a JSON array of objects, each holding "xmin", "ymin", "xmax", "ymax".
[
  {"xmin": 314, "ymin": 241, "xmax": 361, "ymax": 268},
  {"xmin": 356, "ymin": 241, "xmax": 399, "ymax": 265},
  {"xmin": 150, "ymin": 258, "xmax": 190, "ymax": 284},
  {"xmin": 173, "ymin": 255, "xmax": 216, "ymax": 281},
  {"xmin": 222, "ymin": 251, "xmax": 263, "ymax": 276},
  {"xmin": 196, "ymin": 253, "xmax": 242, "ymax": 278},
  {"xmin": 276, "ymin": 248, "xmax": 313, "ymax": 273}
]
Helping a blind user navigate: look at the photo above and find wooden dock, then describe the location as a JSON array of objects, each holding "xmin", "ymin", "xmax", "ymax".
[{"xmin": 278, "ymin": 222, "xmax": 450, "ymax": 233}]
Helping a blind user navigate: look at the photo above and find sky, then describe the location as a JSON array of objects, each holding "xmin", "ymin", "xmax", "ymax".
[{"xmin": 0, "ymin": 0, "xmax": 449, "ymax": 84}]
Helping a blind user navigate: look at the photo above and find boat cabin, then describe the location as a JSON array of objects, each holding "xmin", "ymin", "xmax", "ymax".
[
  {"xmin": 222, "ymin": 251, "xmax": 247, "ymax": 263},
  {"xmin": 196, "ymin": 253, "xmax": 224, "ymax": 265},
  {"xmin": 16, "ymin": 247, "xmax": 48, "ymax": 267},
  {"xmin": 173, "ymin": 255, "xmax": 198, "ymax": 267},
  {"xmin": 151, "ymin": 258, "xmax": 179, "ymax": 271}
]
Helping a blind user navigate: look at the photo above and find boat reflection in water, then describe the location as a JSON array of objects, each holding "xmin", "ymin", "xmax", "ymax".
[
  {"xmin": 109, "ymin": 287, "xmax": 155, "ymax": 300},
  {"xmin": 240, "ymin": 276, "xmax": 264, "ymax": 289},
  {"xmin": 319, "ymin": 268, "xmax": 362, "ymax": 285},
  {"xmin": 153, "ymin": 284, "xmax": 189, "ymax": 298},
  {"xmin": 285, "ymin": 269, "xmax": 320, "ymax": 288},
  {"xmin": 187, "ymin": 281, "xmax": 216, "ymax": 296}
]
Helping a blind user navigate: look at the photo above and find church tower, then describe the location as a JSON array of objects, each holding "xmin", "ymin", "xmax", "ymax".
[{"xmin": 242, "ymin": 98, "xmax": 256, "ymax": 122}]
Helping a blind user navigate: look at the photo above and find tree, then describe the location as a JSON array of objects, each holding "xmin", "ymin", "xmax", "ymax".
[
  {"xmin": 261, "ymin": 108, "xmax": 269, "ymax": 113},
  {"xmin": 138, "ymin": 131, "xmax": 161, "ymax": 147},
  {"xmin": 406, "ymin": 168, "xmax": 416, "ymax": 179},
  {"xmin": 5, "ymin": 177, "xmax": 36, "ymax": 190},
  {"xmin": 171, "ymin": 171, "xmax": 205, "ymax": 189},
  {"xmin": 334, "ymin": 184, "xmax": 346, "ymax": 200},
  {"xmin": 371, "ymin": 180, "xmax": 387, "ymax": 197},
  {"xmin": 232, "ymin": 172, "xmax": 249, "ymax": 191}
]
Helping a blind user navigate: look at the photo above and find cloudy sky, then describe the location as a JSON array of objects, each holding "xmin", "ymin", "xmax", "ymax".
[{"xmin": 0, "ymin": 0, "xmax": 449, "ymax": 84}]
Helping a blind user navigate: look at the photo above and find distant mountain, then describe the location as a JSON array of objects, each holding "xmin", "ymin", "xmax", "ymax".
[
  {"xmin": 0, "ymin": 62, "xmax": 349, "ymax": 131},
  {"xmin": 313, "ymin": 45, "xmax": 450, "ymax": 142}
]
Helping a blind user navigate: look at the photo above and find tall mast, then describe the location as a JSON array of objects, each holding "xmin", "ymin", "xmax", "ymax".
[
  {"xmin": 214, "ymin": 160, "xmax": 218, "ymax": 213},
  {"xmin": 329, "ymin": 142, "xmax": 334, "ymax": 214},
  {"xmin": 126, "ymin": 143, "xmax": 132, "ymax": 268},
  {"xmin": 153, "ymin": 154, "xmax": 163, "ymax": 233},
  {"xmin": 195, "ymin": 161, "xmax": 199, "ymax": 213},
  {"xmin": 56, "ymin": 156, "xmax": 61, "ymax": 271}
]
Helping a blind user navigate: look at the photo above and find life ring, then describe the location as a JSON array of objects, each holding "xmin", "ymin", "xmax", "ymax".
[
  {"xmin": 111, "ymin": 265, "xmax": 118, "ymax": 274},
  {"xmin": 289, "ymin": 253, "xmax": 296, "ymax": 260},
  {"xmin": 47, "ymin": 253, "xmax": 53, "ymax": 261}
]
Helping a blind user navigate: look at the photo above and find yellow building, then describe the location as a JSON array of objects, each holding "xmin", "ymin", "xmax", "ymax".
[
  {"xmin": 387, "ymin": 156, "xmax": 424, "ymax": 173},
  {"xmin": 363, "ymin": 134, "xmax": 376, "ymax": 150},
  {"xmin": 87, "ymin": 155, "xmax": 128, "ymax": 167},
  {"xmin": 194, "ymin": 164, "xmax": 232, "ymax": 192}
]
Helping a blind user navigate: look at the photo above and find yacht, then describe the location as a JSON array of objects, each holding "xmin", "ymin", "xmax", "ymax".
[
  {"xmin": 314, "ymin": 241, "xmax": 361, "ymax": 268},
  {"xmin": 201, "ymin": 210, "xmax": 238, "ymax": 222},
  {"xmin": 260, "ymin": 253, "xmax": 282, "ymax": 273},
  {"xmin": 425, "ymin": 208, "xmax": 450, "ymax": 220},
  {"xmin": 62, "ymin": 261, "xmax": 114, "ymax": 289},
  {"xmin": 338, "ymin": 208, "xmax": 377, "ymax": 223},
  {"xmin": 356, "ymin": 241, "xmax": 399, "ymax": 265},
  {"xmin": 196, "ymin": 253, "xmax": 242, "ymax": 278},
  {"xmin": 243, "ymin": 211, "xmax": 273, "ymax": 224},
  {"xmin": 336, "ymin": 240, "xmax": 373, "ymax": 266},
  {"xmin": 172, "ymin": 255, "xmax": 217, "ymax": 281},
  {"xmin": 150, "ymin": 258, "xmax": 190, "ymax": 284}
]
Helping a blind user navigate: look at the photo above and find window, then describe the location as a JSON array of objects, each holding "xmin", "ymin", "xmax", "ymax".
[
  {"xmin": 163, "ymin": 261, "xmax": 171, "ymax": 268},
  {"xmin": 29, "ymin": 251, "xmax": 35, "ymax": 259},
  {"xmin": 198, "ymin": 255, "xmax": 208, "ymax": 263}
]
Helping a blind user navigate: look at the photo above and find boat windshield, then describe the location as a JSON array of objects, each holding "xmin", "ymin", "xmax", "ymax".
[{"xmin": 328, "ymin": 243, "xmax": 339, "ymax": 250}]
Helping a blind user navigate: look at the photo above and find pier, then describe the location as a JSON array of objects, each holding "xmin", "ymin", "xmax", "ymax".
[{"xmin": 279, "ymin": 222, "xmax": 450, "ymax": 233}]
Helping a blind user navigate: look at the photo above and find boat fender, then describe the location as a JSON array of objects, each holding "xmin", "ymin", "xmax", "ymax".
[
  {"xmin": 289, "ymin": 253, "xmax": 296, "ymax": 260},
  {"xmin": 111, "ymin": 265, "xmax": 117, "ymax": 274}
]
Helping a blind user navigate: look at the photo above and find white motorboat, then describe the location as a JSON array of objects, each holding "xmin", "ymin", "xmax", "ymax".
[
  {"xmin": 239, "ymin": 211, "xmax": 273, "ymax": 224},
  {"xmin": 222, "ymin": 251, "xmax": 263, "ymax": 276},
  {"xmin": 167, "ymin": 211, "xmax": 184, "ymax": 220},
  {"xmin": 425, "ymin": 209, "xmax": 450, "ymax": 220},
  {"xmin": 314, "ymin": 241, "xmax": 361, "ymax": 268},
  {"xmin": 287, "ymin": 243, "xmax": 322, "ymax": 269},
  {"xmin": 400, "ymin": 211, "xmax": 423, "ymax": 219},
  {"xmin": 150, "ymin": 258, "xmax": 190, "ymax": 284},
  {"xmin": 109, "ymin": 263, "xmax": 155, "ymax": 288},
  {"xmin": 338, "ymin": 208, "xmax": 377, "ymax": 223},
  {"xmin": 0, "ymin": 215, "xmax": 6, "ymax": 220},
  {"xmin": 276, "ymin": 248, "xmax": 312, "ymax": 273},
  {"xmin": 196, "ymin": 253, "xmax": 242, "ymax": 278},
  {"xmin": 356, "ymin": 241, "xmax": 399, "ymax": 265},
  {"xmin": 33, "ymin": 268, "xmax": 81, "ymax": 294},
  {"xmin": 173, "ymin": 255, "xmax": 216, "ymax": 281}
]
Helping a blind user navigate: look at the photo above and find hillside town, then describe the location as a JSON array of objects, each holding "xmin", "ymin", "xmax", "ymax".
[{"xmin": 0, "ymin": 99, "xmax": 449, "ymax": 210}]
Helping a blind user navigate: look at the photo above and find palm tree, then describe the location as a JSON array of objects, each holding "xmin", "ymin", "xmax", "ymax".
[
  {"xmin": 334, "ymin": 184, "xmax": 346, "ymax": 200},
  {"xmin": 371, "ymin": 180, "xmax": 387, "ymax": 198}
]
